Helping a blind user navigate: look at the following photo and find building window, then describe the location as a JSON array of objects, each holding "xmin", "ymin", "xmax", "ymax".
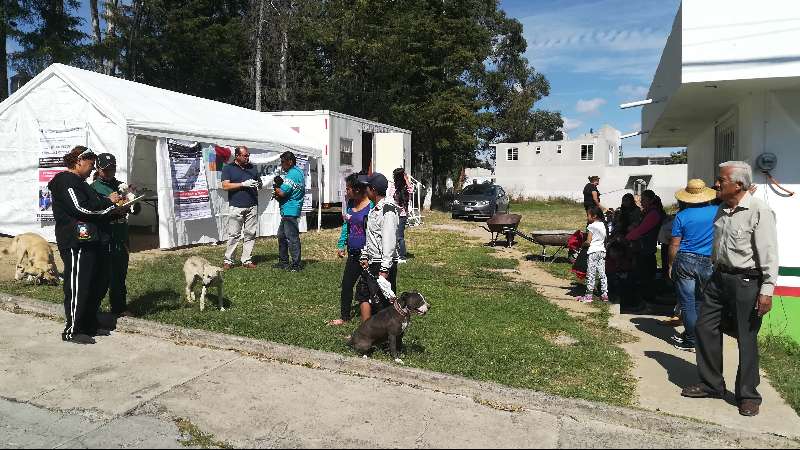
[
  {"xmin": 340, "ymin": 138, "xmax": 353, "ymax": 166},
  {"xmin": 581, "ymin": 144, "xmax": 594, "ymax": 161},
  {"xmin": 557, "ymin": 145, "xmax": 562, "ymax": 154},
  {"xmin": 507, "ymin": 147, "xmax": 519, "ymax": 161},
  {"xmin": 714, "ymin": 111, "xmax": 737, "ymax": 176},
  {"xmin": 536, "ymin": 146, "xmax": 541, "ymax": 154}
]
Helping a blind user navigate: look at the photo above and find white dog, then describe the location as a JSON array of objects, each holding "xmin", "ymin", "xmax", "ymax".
[
  {"xmin": 2, "ymin": 233, "xmax": 59, "ymax": 285},
  {"xmin": 183, "ymin": 256, "xmax": 224, "ymax": 311}
]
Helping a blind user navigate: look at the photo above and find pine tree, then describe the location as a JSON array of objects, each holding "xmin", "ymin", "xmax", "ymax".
[{"xmin": 12, "ymin": 0, "xmax": 87, "ymax": 76}]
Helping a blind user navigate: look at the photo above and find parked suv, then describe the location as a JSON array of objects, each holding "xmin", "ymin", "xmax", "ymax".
[{"xmin": 451, "ymin": 183, "xmax": 510, "ymax": 219}]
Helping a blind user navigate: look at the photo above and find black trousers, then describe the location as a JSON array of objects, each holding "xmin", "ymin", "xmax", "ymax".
[
  {"xmin": 696, "ymin": 270, "xmax": 763, "ymax": 403},
  {"xmin": 96, "ymin": 242, "xmax": 130, "ymax": 314},
  {"xmin": 356, "ymin": 262, "xmax": 398, "ymax": 313},
  {"xmin": 339, "ymin": 251, "xmax": 365, "ymax": 321},
  {"xmin": 60, "ymin": 244, "xmax": 109, "ymax": 340}
]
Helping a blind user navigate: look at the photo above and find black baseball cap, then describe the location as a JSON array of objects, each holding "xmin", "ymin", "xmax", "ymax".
[
  {"xmin": 96, "ymin": 153, "xmax": 117, "ymax": 169},
  {"xmin": 357, "ymin": 173, "xmax": 389, "ymax": 193}
]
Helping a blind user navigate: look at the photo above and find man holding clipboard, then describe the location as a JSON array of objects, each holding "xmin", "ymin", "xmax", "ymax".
[{"xmin": 91, "ymin": 153, "xmax": 141, "ymax": 318}]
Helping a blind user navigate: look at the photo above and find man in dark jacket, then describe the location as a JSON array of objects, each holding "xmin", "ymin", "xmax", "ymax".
[
  {"xmin": 91, "ymin": 153, "xmax": 139, "ymax": 317},
  {"xmin": 48, "ymin": 146, "xmax": 120, "ymax": 344}
]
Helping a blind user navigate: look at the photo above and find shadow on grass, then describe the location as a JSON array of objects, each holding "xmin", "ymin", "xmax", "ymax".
[{"xmin": 128, "ymin": 289, "xmax": 183, "ymax": 315}]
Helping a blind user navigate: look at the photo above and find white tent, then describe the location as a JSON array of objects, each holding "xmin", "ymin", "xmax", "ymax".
[{"xmin": 0, "ymin": 63, "xmax": 323, "ymax": 249}]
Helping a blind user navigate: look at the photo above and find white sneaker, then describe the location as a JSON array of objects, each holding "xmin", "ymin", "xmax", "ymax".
[{"xmin": 397, "ymin": 258, "xmax": 408, "ymax": 264}]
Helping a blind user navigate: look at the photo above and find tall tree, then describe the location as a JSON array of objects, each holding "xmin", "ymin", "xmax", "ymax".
[
  {"xmin": 0, "ymin": 0, "xmax": 28, "ymax": 99},
  {"xmin": 114, "ymin": 0, "xmax": 250, "ymax": 105},
  {"xmin": 12, "ymin": 0, "xmax": 87, "ymax": 76}
]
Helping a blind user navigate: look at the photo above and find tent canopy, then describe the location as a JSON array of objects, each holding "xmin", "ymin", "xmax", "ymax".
[{"xmin": 0, "ymin": 64, "xmax": 321, "ymax": 157}]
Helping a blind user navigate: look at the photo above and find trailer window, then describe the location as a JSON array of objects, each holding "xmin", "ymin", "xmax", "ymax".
[
  {"xmin": 507, "ymin": 148, "xmax": 519, "ymax": 161},
  {"xmin": 340, "ymin": 138, "xmax": 353, "ymax": 166},
  {"xmin": 581, "ymin": 144, "xmax": 594, "ymax": 161}
]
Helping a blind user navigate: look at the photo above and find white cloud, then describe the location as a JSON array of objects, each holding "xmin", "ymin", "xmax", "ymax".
[
  {"xmin": 617, "ymin": 84, "xmax": 650, "ymax": 101},
  {"xmin": 520, "ymin": 0, "xmax": 680, "ymax": 80},
  {"xmin": 562, "ymin": 117, "xmax": 583, "ymax": 132},
  {"xmin": 576, "ymin": 98, "xmax": 606, "ymax": 114}
]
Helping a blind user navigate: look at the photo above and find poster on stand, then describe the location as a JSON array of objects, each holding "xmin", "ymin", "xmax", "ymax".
[
  {"xmin": 296, "ymin": 155, "xmax": 313, "ymax": 213},
  {"xmin": 37, "ymin": 127, "xmax": 87, "ymax": 225},
  {"xmin": 168, "ymin": 139, "xmax": 212, "ymax": 221}
]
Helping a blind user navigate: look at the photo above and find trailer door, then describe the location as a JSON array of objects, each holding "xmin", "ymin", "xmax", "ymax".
[{"xmin": 373, "ymin": 132, "xmax": 405, "ymax": 176}]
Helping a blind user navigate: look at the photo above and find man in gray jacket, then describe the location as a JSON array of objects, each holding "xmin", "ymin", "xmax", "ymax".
[
  {"xmin": 357, "ymin": 172, "xmax": 399, "ymax": 321},
  {"xmin": 681, "ymin": 161, "xmax": 778, "ymax": 418}
]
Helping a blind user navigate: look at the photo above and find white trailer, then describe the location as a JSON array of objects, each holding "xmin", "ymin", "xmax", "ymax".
[{"xmin": 265, "ymin": 110, "xmax": 412, "ymax": 206}]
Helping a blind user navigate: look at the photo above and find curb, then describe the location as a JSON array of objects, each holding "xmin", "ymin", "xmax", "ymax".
[{"xmin": 1, "ymin": 292, "xmax": 796, "ymax": 448}]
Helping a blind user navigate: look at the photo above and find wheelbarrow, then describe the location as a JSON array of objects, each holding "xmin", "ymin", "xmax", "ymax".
[
  {"xmin": 480, "ymin": 214, "xmax": 522, "ymax": 247},
  {"xmin": 513, "ymin": 229, "xmax": 575, "ymax": 262}
]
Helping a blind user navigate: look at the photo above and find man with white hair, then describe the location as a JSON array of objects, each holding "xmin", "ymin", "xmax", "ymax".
[{"xmin": 681, "ymin": 161, "xmax": 778, "ymax": 417}]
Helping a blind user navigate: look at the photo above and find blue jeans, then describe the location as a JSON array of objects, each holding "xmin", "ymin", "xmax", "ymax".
[
  {"xmin": 671, "ymin": 252, "xmax": 713, "ymax": 345},
  {"xmin": 277, "ymin": 216, "xmax": 301, "ymax": 267}
]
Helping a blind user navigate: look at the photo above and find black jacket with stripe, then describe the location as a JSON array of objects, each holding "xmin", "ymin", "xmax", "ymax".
[{"xmin": 48, "ymin": 171, "xmax": 116, "ymax": 249}]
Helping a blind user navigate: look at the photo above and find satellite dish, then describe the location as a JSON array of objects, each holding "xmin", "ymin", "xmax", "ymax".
[{"xmin": 755, "ymin": 153, "xmax": 777, "ymax": 172}]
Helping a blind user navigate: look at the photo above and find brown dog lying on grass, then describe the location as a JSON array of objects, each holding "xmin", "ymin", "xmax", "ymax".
[{"xmin": 2, "ymin": 233, "xmax": 59, "ymax": 285}]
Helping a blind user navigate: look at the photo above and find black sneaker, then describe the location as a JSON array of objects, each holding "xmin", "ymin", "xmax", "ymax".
[
  {"xmin": 272, "ymin": 263, "xmax": 289, "ymax": 270},
  {"xmin": 289, "ymin": 264, "xmax": 303, "ymax": 272},
  {"xmin": 92, "ymin": 328, "xmax": 112, "ymax": 337},
  {"xmin": 66, "ymin": 333, "xmax": 96, "ymax": 345},
  {"xmin": 673, "ymin": 340, "xmax": 696, "ymax": 352}
]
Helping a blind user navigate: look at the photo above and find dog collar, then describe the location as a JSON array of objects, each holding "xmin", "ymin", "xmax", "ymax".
[{"xmin": 391, "ymin": 298, "xmax": 410, "ymax": 318}]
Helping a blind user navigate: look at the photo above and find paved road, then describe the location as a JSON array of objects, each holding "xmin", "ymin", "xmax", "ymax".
[{"xmin": 0, "ymin": 305, "xmax": 796, "ymax": 448}]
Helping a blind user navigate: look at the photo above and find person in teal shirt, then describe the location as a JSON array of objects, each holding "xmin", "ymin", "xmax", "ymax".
[
  {"xmin": 272, "ymin": 151, "xmax": 305, "ymax": 271},
  {"xmin": 90, "ymin": 153, "xmax": 140, "ymax": 317}
]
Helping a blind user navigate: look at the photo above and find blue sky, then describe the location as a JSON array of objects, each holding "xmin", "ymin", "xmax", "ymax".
[{"xmin": 500, "ymin": 0, "xmax": 682, "ymax": 156}]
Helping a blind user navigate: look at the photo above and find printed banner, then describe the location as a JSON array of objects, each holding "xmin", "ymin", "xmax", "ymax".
[
  {"xmin": 296, "ymin": 155, "xmax": 313, "ymax": 212},
  {"xmin": 37, "ymin": 127, "xmax": 87, "ymax": 225},
  {"xmin": 168, "ymin": 139, "xmax": 212, "ymax": 221}
]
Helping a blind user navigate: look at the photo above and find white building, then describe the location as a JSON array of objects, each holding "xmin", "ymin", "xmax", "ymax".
[
  {"xmin": 265, "ymin": 111, "xmax": 412, "ymax": 205},
  {"xmin": 640, "ymin": 0, "xmax": 800, "ymax": 341},
  {"xmin": 493, "ymin": 125, "xmax": 686, "ymax": 206}
]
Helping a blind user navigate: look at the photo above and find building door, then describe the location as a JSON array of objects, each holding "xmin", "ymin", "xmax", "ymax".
[
  {"xmin": 714, "ymin": 112, "xmax": 737, "ymax": 176},
  {"xmin": 362, "ymin": 132, "xmax": 374, "ymax": 173}
]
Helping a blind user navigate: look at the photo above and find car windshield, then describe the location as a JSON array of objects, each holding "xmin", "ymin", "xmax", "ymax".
[{"xmin": 461, "ymin": 184, "xmax": 495, "ymax": 195}]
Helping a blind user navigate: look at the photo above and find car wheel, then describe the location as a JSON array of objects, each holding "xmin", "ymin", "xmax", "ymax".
[{"xmin": 451, "ymin": 214, "xmax": 458, "ymax": 220}]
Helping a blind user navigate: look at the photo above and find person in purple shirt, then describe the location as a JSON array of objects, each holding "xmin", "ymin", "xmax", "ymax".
[
  {"xmin": 668, "ymin": 179, "xmax": 719, "ymax": 352},
  {"xmin": 328, "ymin": 173, "xmax": 373, "ymax": 326}
]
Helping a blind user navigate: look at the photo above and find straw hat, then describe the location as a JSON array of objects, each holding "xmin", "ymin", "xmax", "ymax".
[{"xmin": 675, "ymin": 179, "xmax": 716, "ymax": 203}]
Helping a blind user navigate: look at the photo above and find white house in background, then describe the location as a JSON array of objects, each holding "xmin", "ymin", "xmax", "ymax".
[
  {"xmin": 464, "ymin": 167, "xmax": 494, "ymax": 185},
  {"xmin": 265, "ymin": 110, "xmax": 412, "ymax": 206},
  {"xmin": 639, "ymin": 0, "xmax": 800, "ymax": 342},
  {"xmin": 493, "ymin": 125, "xmax": 687, "ymax": 206}
]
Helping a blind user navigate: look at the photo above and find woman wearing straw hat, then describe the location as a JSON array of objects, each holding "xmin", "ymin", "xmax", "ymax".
[{"xmin": 667, "ymin": 179, "xmax": 719, "ymax": 352}]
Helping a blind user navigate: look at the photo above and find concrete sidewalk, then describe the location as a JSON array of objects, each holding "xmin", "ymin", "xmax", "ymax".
[{"xmin": 0, "ymin": 296, "xmax": 797, "ymax": 448}]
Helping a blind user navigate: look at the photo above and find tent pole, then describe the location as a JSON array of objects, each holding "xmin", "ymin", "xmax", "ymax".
[{"xmin": 317, "ymin": 155, "xmax": 322, "ymax": 232}]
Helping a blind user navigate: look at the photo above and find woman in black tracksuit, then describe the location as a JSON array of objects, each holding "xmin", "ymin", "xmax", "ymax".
[{"xmin": 48, "ymin": 146, "xmax": 120, "ymax": 345}]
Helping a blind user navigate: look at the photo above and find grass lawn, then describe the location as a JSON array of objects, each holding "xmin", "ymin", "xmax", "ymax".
[
  {"xmin": 760, "ymin": 335, "xmax": 800, "ymax": 415},
  {"xmin": 0, "ymin": 205, "xmax": 635, "ymax": 406}
]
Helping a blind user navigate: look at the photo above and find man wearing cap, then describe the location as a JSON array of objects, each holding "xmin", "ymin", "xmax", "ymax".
[
  {"xmin": 273, "ymin": 151, "xmax": 305, "ymax": 271},
  {"xmin": 222, "ymin": 146, "xmax": 262, "ymax": 269},
  {"xmin": 667, "ymin": 179, "xmax": 718, "ymax": 352},
  {"xmin": 357, "ymin": 172, "xmax": 399, "ymax": 319},
  {"xmin": 681, "ymin": 161, "xmax": 778, "ymax": 417},
  {"xmin": 91, "ymin": 153, "xmax": 140, "ymax": 317}
]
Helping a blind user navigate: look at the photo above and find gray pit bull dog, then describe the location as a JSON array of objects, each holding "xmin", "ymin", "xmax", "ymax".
[{"xmin": 349, "ymin": 291, "xmax": 430, "ymax": 364}]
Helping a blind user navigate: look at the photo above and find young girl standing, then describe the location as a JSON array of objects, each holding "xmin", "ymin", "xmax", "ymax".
[{"xmin": 579, "ymin": 206, "xmax": 609, "ymax": 303}]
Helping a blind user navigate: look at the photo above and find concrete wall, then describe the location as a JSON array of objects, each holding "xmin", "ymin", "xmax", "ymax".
[
  {"xmin": 495, "ymin": 163, "xmax": 687, "ymax": 208},
  {"xmin": 685, "ymin": 88, "xmax": 800, "ymax": 272},
  {"xmin": 682, "ymin": 0, "xmax": 800, "ymax": 84},
  {"xmin": 642, "ymin": 5, "xmax": 682, "ymax": 146}
]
